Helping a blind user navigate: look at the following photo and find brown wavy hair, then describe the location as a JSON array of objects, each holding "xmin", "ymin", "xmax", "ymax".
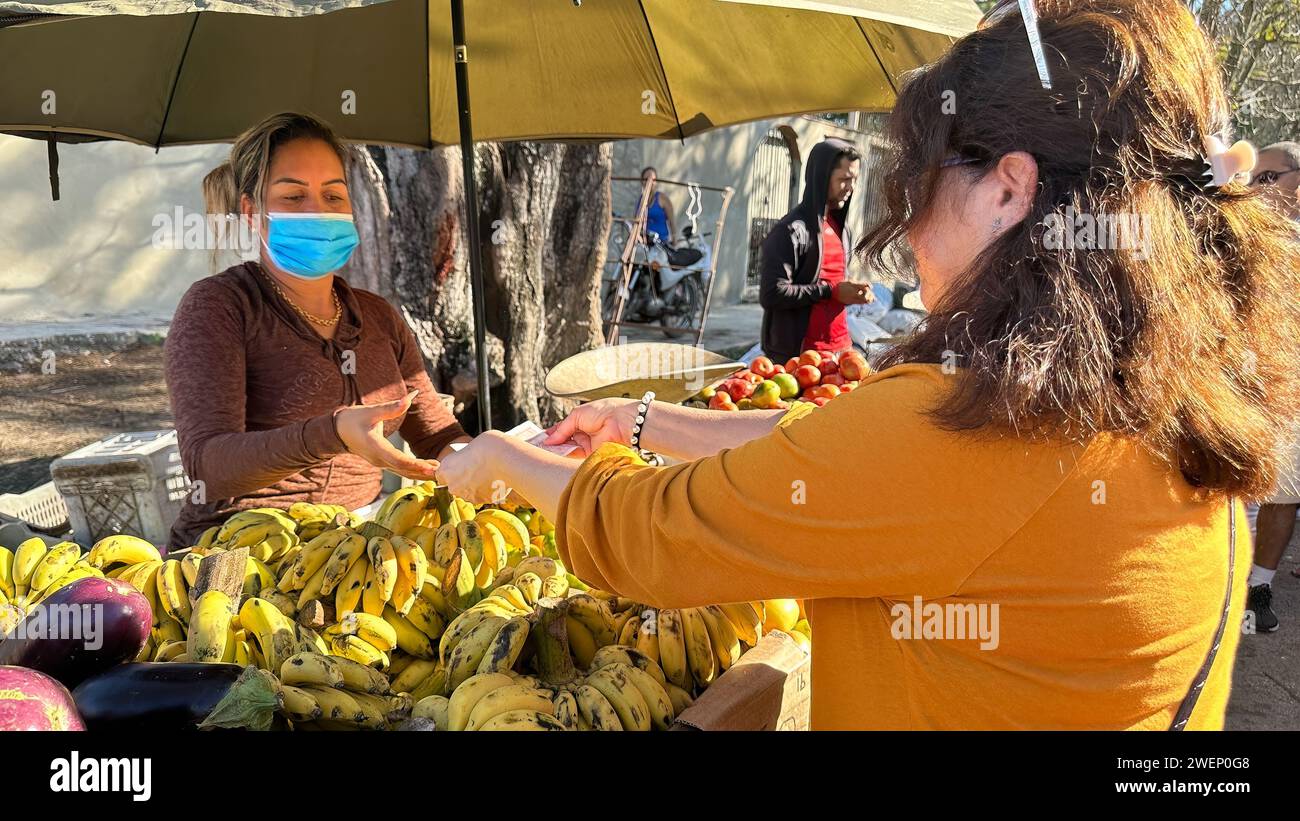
[{"xmin": 859, "ymin": 0, "xmax": 1300, "ymax": 498}]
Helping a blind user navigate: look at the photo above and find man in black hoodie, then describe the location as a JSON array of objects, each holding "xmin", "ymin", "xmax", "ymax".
[{"xmin": 759, "ymin": 137, "xmax": 873, "ymax": 365}]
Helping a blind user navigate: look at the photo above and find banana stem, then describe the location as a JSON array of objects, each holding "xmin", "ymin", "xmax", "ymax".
[{"xmin": 532, "ymin": 597, "xmax": 576, "ymax": 686}]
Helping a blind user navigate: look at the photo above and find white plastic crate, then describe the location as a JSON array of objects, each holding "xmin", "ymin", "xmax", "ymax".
[
  {"xmin": 0, "ymin": 481, "xmax": 70, "ymax": 532},
  {"xmin": 50, "ymin": 430, "xmax": 190, "ymax": 547}
]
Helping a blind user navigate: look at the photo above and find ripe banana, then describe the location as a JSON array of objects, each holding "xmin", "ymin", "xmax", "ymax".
[
  {"xmin": 701, "ymin": 605, "xmax": 742, "ymax": 670},
  {"xmin": 552, "ymin": 689, "xmax": 579, "ymax": 730},
  {"xmin": 446, "ymin": 672, "xmax": 514, "ymax": 731},
  {"xmin": 566, "ymin": 616, "xmax": 598, "ymax": 670},
  {"xmin": 361, "ymin": 562, "xmax": 385, "ymax": 617},
  {"xmin": 444, "ymin": 615, "xmax": 508, "ymax": 692},
  {"xmin": 382, "ymin": 606, "xmax": 436, "ymax": 659},
  {"xmin": 389, "ymin": 535, "xmax": 427, "ymax": 615},
  {"xmin": 514, "ymin": 572, "xmax": 543, "ymax": 606},
  {"xmin": 281, "ymin": 684, "xmax": 323, "ymax": 722},
  {"xmin": 331, "ymin": 655, "xmax": 392, "ymax": 695},
  {"xmin": 12, "ymin": 538, "xmax": 47, "ymax": 598},
  {"xmin": 478, "ymin": 709, "xmax": 567, "ymax": 731},
  {"xmin": 617, "ymin": 615, "xmax": 642, "ymax": 647},
  {"xmin": 541, "ymin": 574, "xmax": 569, "ymax": 600},
  {"xmin": 412, "ymin": 694, "xmax": 450, "ymax": 730},
  {"xmin": 567, "ymin": 593, "xmax": 616, "ymax": 645},
  {"xmin": 340, "ymin": 611, "xmax": 398, "ymax": 653},
  {"xmin": 586, "ymin": 665, "xmax": 651, "ymax": 731},
  {"xmin": 664, "ymin": 681, "xmax": 695, "ymax": 715},
  {"xmin": 389, "ymin": 658, "xmax": 440, "ymax": 694},
  {"xmin": 28, "ymin": 541, "xmax": 81, "ymax": 596},
  {"xmin": 334, "ymin": 549, "xmax": 370, "ymax": 616},
  {"xmin": 155, "ymin": 559, "xmax": 192, "ymax": 625},
  {"xmin": 608, "ymin": 661, "xmax": 674, "ymax": 730},
  {"xmin": 239, "ymin": 596, "xmax": 299, "ymax": 673},
  {"xmin": 574, "ymin": 683, "xmax": 623, "ymax": 731},
  {"xmin": 403, "ymin": 591, "xmax": 446, "ymax": 641},
  {"xmin": 476, "ymin": 615, "xmax": 530, "ymax": 675},
  {"xmin": 590, "ymin": 645, "xmax": 634, "ymax": 671},
  {"xmin": 654, "ymin": 609, "xmax": 689, "ymax": 690},
  {"xmin": 720, "ymin": 601, "xmax": 762, "ymax": 646},
  {"xmin": 474, "ymin": 509, "xmax": 530, "ymax": 555},
  {"xmin": 331, "ymin": 634, "xmax": 390, "ymax": 669},
  {"xmin": 188, "ymin": 590, "xmax": 235, "ymax": 663},
  {"xmin": 0, "ymin": 546, "xmax": 14, "ymax": 600},
  {"xmin": 280, "ymin": 651, "xmax": 345, "ymax": 689},
  {"xmin": 85, "ymin": 534, "xmax": 161, "ymax": 570},
  {"xmin": 464, "ymin": 684, "xmax": 556, "ymax": 731},
  {"xmin": 635, "ymin": 611, "xmax": 660, "ymax": 664},
  {"xmin": 318, "ymin": 530, "xmax": 366, "ymax": 596},
  {"xmin": 300, "ymin": 685, "xmax": 366, "ymax": 724},
  {"xmin": 154, "ymin": 639, "xmax": 188, "ymax": 662},
  {"xmin": 681, "ymin": 607, "xmax": 717, "ymax": 687},
  {"xmin": 367, "ymin": 537, "xmax": 398, "ymax": 603},
  {"xmin": 179, "ymin": 551, "xmax": 204, "ymax": 587}
]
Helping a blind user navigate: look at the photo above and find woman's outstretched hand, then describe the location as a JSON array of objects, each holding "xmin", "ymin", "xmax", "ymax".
[
  {"xmin": 542, "ymin": 398, "xmax": 640, "ymax": 457},
  {"xmin": 334, "ymin": 390, "xmax": 439, "ymax": 481}
]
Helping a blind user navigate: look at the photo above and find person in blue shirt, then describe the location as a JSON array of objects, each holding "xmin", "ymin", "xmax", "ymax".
[{"xmin": 640, "ymin": 166, "xmax": 675, "ymax": 243}]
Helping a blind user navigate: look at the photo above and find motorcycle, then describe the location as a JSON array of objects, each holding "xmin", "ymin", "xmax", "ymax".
[{"xmin": 602, "ymin": 225, "xmax": 712, "ymax": 339}]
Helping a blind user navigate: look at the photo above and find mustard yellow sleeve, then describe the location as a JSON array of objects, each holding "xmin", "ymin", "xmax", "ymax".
[{"xmin": 554, "ymin": 364, "xmax": 1078, "ymax": 608}]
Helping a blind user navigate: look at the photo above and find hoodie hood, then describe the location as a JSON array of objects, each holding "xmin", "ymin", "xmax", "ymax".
[{"xmin": 800, "ymin": 137, "xmax": 857, "ymax": 225}]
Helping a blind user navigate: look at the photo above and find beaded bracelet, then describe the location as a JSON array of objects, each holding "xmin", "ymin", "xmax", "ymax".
[{"xmin": 629, "ymin": 391, "xmax": 665, "ymax": 466}]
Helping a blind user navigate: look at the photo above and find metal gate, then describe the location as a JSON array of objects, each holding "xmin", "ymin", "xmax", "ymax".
[{"xmin": 745, "ymin": 128, "xmax": 800, "ymax": 288}]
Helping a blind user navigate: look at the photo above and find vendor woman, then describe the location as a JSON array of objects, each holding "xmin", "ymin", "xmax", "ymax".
[
  {"xmin": 437, "ymin": 0, "xmax": 1300, "ymax": 729},
  {"xmin": 164, "ymin": 112, "xmax": 468, "ymax": 549}
]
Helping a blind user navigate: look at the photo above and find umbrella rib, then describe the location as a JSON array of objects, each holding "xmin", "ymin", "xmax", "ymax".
[
  {"xmin": 855, "ymin": 16, "xmax": 898, "ymax": 99},
  {"xmin": 156, "ymin": 12, "xmax": 201, "ymax": 150},
  {"xmin": 636, "ymin": 0, "xmax": 684, "ymax": 144}
]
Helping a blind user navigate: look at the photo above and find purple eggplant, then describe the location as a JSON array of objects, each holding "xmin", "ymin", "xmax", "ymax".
[
  {"xmin": 0, "ymin": 577, "xmax": 151, "ymax": 688},
  {"xmin": 72, "ymin": 663, "xmax": 281, "ymax": 731}
]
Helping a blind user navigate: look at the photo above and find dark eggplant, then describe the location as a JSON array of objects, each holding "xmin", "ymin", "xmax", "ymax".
[
  {"xmin": 72, "ymin": 663, "xmax": 281, "ymax": 731},
  {"xmin": 0, "ymin": 577, "xmax": 151, "ymax": 688}
]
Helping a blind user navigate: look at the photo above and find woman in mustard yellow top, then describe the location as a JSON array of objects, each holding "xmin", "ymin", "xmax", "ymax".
[{"xmin": 437, "ymin": 0, "xmax": 1300, "ymax": 730}]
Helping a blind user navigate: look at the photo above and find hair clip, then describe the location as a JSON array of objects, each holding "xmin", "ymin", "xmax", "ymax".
[
  {"xmin": 980, "ymin": 0, "xmax": 1053, "ymax": 90},
  {"xmin": 1203, "ymin": 135, "xmax": 1257, "ymax": 188}
]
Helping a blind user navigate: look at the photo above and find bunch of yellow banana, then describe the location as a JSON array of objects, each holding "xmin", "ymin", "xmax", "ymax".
[
  {"xmin": 420, "ymin": 642, "xmax": 688, "ymax": 731},
  {"xmin": 0, "ymin": 538, "xmax": 107, "ymax": 621},
  {"xmin": 612, "ymin": 602, "xmax": 775, "ymax": 694},
  {"xmin": 277, "ymin": 650, "xmax": 412, "ymax": 730},
  {"xmin": 196, "ymin": 508, "xmax": 300, "ymax": 565}
]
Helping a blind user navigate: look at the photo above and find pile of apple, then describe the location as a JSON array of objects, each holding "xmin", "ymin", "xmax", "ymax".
[{"xmin": 688, "ymin": 349, "xmax": 873, "ymax": 411}]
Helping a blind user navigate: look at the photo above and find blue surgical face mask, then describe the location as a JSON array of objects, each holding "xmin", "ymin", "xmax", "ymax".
[{"xmin": 261, "ymin": 212, "xmax": 359, "ymax": 279}]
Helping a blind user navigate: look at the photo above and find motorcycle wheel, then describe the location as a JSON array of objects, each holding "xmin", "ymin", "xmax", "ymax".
[{"xmin": 660, "ymin": 275, "xmax": 703, "ymax": 339}]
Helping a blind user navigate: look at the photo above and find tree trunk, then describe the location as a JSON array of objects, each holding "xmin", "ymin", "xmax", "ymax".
[{"xmin": 343, "ymin": 141, "xmax": 611, "ymax": 432}]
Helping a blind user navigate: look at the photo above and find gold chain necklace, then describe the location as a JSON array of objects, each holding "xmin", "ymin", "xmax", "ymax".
[{"xmin": 259, "ymin": 266, "xmax": 342, "ymax": 327}]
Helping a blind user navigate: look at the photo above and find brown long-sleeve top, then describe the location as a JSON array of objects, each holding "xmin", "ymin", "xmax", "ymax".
[{"xmin": 164, "ymin": 261, "xmax": 466, "ymax": 548}]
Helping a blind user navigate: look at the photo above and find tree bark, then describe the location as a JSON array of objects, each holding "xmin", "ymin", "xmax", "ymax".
[{"xmin": 343, "ymin": 141, "xmax": 611, "ymax": 432}]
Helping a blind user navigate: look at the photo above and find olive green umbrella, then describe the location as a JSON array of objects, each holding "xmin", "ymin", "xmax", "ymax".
[{"xmin": 0, "ymin": 0, "xmax": 979, "ymax": 428}]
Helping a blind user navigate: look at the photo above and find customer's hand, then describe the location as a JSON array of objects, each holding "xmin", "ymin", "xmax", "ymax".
[
  {"xmin": 834, "ymin": 282, "xmax": 874, "ymax": 305},
  {"xmin": 334, "ymin": 391, "xmax": 439, "ymax": 481},
  {"xmin": 543, "ymin": 398, "xmax": 639, "ymax": 457},
  {"xmin": 435, "ymin": 430, "xmax": 516, "ymax": 505}
]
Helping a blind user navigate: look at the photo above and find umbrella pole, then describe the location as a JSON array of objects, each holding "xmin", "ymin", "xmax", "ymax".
[{"xmin": 452, "ymin": 0, "xmax": 492, "ymax": 432}]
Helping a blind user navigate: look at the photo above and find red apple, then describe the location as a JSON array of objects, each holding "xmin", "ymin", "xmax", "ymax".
[
  {"xmin": 785, "ymin": 358, "xmax": 800, "ymax": 373},
  {"xmin": 839, "ymin": 354, "xmax": 870, "ymax": 382},
  {"xmin": 822, "ymin": 374, "xmax": 845, "ymax": 388},
  {"xmin": 840, "ymin": 381, "xmax": 858, "ymax": 392},
  {"xmin": 795, "ymin": 365, "xmax": 822, "ymax": 390},
  {"xmin": 710, "ymin": 393, "xmax": 738, "ymax": 411},
  {"xmin": 720, "ymin": 378, "xmax": 755, "ymax": 401},
  {"xmin": 819, "ymin": 358, "xmax": 839, "ymax": 377},
  {"xmin": 801, "ymin": 387, "xmax": 819, "ymax": 401},
  {"xmin": 812, "ymin": 397, "xmax": 831, "ymax": 407},
  {"xmin": 799, "ymin": 350, "xmax": 824, "ymax": 368},
  {"xmin": 750, "ymin": 357, "xmax": 776, "ymax": 379},
  {"xmin": 772, "ymin": 364, "xmax": 786, "ymax": 375},
  {"xmin": 811, "ymin": 384, "xmax": 841, "ymax": 401}
]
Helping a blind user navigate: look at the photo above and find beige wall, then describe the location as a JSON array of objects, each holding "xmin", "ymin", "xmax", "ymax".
[{"xmin": 0, "ymin": 134, "xmax": 228, "ymax": 323}]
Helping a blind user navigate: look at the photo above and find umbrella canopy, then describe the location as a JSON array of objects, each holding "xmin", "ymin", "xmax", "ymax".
[
  {"xmin": 0, "ymin": 0, "xmax": 979, "ymax": 147},
  {"xmin": 0, "ymin": 0, "xmax": 978, "ymax": 430}
]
